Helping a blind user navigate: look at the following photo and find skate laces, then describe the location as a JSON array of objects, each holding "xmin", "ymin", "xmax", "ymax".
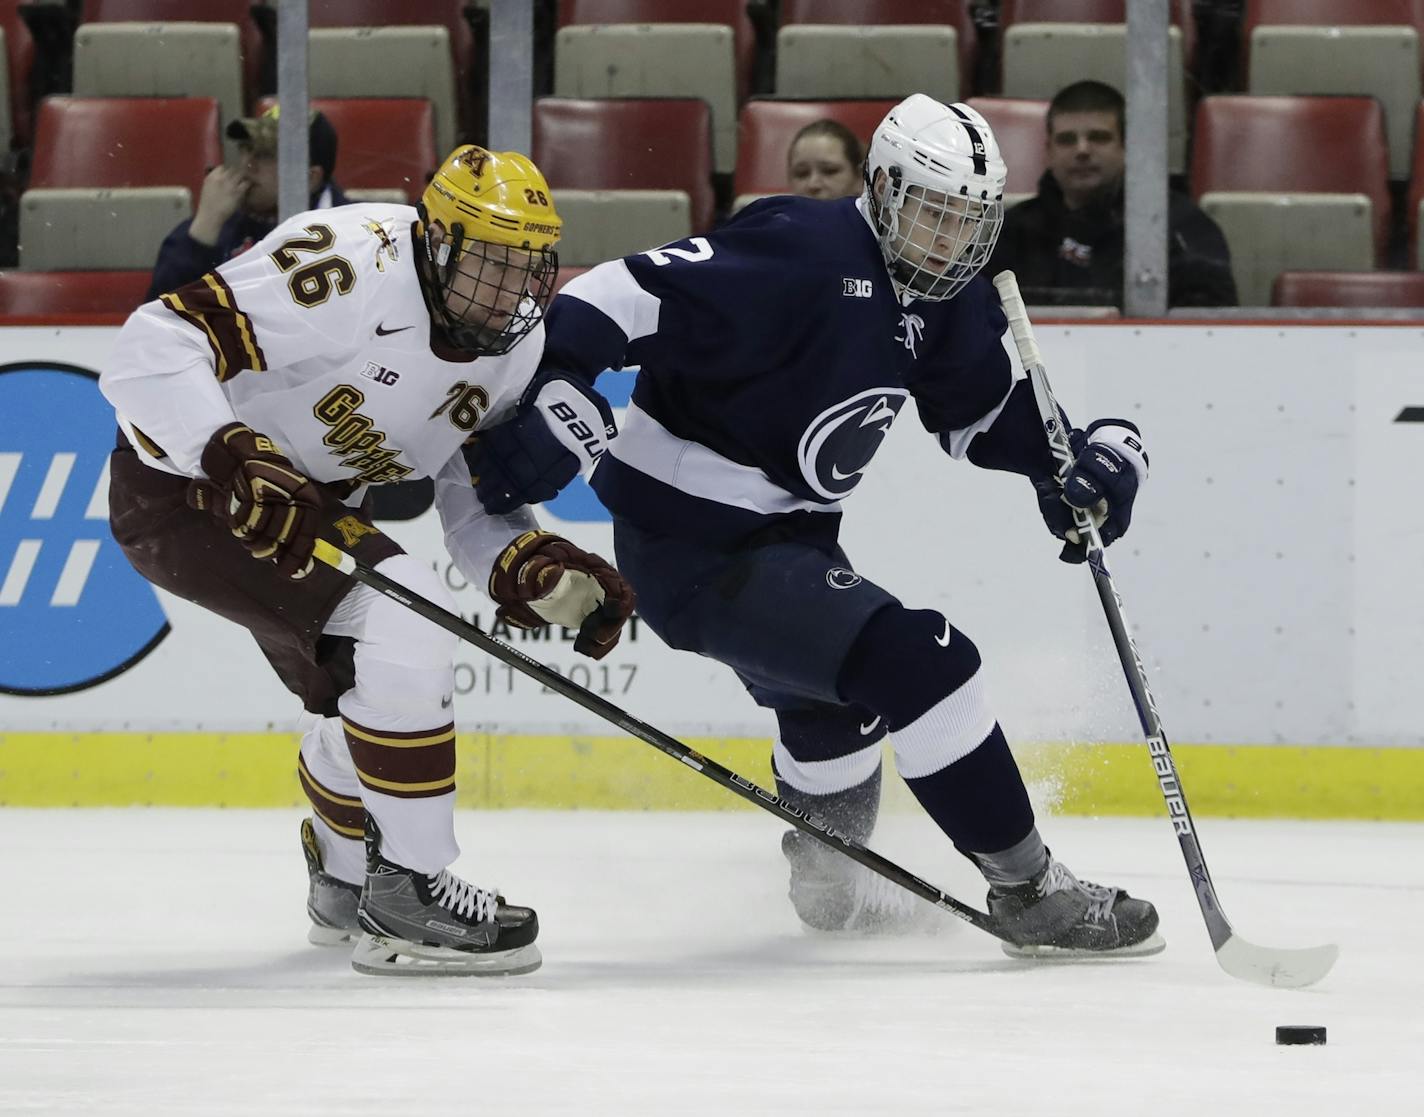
[
  {"xmin": 426, "ymin": 869, "xmax": 498, "ymax": 922},
  {"xmin": 1037, "ymin": 860, "xmax": 1118, "ymax": 923}
]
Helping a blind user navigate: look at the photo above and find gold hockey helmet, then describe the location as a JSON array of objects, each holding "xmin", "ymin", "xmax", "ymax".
[{"xmin": 416, "ymin": 145, "xmax": 561, "ymax": 356}]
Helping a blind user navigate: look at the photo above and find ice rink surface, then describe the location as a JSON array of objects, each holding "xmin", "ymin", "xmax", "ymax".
[{"xmin": 1, "ymin": 808, "xmax": 1419, "ymax": 1116}]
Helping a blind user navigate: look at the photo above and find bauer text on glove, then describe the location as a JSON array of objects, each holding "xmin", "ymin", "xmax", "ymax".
[{"xmin": 466, "ymin": 370, "xmax": 616, "ymax": 514}]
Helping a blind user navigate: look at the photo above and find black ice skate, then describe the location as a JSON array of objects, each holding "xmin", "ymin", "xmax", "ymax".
[
  {"xmin": 300, "ymin": 817, "xmax": 362, "ymax": 947},
  {"xmin": 351, "ymin": 821, "xmax": 541, "ymax": 976},
  {"xmin": 781, "ymin": 830, "xmax": 944, "ymax": 934},
  {"xmin": 988, "ymin": 854, "xmax": 1164, "ymax": 959}
]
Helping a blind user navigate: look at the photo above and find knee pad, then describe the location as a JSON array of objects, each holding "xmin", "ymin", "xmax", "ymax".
[{"xmin": 837, "ymin": 605, "xmax": 983, "ymax": 731}]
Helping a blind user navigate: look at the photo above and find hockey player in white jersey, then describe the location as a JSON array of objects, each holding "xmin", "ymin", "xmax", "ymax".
[{"xmin": 101, "ymin": 146, "xmax": 635, "ymax": 976}]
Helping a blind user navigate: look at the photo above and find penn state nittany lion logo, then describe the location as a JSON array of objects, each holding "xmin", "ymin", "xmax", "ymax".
[{"xmin": 796, "ymin": 388, "xmax": 910, "ymax": 501}]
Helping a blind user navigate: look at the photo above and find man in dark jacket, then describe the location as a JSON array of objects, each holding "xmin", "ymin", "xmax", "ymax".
[
  {"xmin": 146, "ymin": 106, "xmax": 349, "ymax": 302},
  {"xmin": 989, "ymin": 80, "xmax": 1236, "ymax": 308}
]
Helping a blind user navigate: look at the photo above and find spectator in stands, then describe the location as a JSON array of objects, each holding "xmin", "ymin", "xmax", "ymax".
[
  {"xmin": 146, "ymin": 106, "xmax": 348, "ymax": 302},
  {"xmin": 989, "ymin": 80, "xmax": 1236, "ymax": 308},
  {"xmin": 786, "ymin": 120, "xmax": 863, "ymax": 200}
]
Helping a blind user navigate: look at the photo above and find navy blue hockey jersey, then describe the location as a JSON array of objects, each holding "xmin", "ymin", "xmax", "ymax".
[{"xmin": 541, "ymin": 195, "xmax": 1055, "ymax": 547}]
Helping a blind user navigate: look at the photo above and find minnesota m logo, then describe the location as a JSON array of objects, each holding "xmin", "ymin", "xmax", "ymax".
[{"xmin": 333, "ymin": 515, "xmax": 382, "ymax": 548}]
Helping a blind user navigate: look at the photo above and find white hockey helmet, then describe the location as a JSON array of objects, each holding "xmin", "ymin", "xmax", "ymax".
[{"xmin": 863, "ymin": 94, "xmax": 1007, "ymax": 302}]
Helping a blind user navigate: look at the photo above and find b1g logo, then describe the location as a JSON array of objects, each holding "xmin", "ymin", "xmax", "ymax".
[
  {"xmin": 796, "ymin": 388, "xmax": 910, "ymax": 501},
  {"xmin": 0, "ymin": 363, "xmax": 168, "ymax": 694}
]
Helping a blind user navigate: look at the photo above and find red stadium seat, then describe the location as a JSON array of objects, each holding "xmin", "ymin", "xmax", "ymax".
[
  {"xmin": 0, "ymin": 0, "xmax": 34, "ymax": 147},
  {"xmin": 0, "ymin": 269, "xmax": 151, "ymax": 319},
  {"xmin": 257, "ymin": 96, "xmax": 437, "ymax": 204},
  {"xmin": 734, "ymin": 99, "xmax": 895, "ymax": 199},
  {"xmin": 1405, "ymin": 101, "xmax": 1424, "ymax": 263},
  {"xmin": 1190, "ymin": 96, "xmax": 1390, "ymax": 256},
  {"xmin": 1246, "ymin": 0, "xmax": 1424, "ymax": 26},
  {"xmin": 559, "ymin": 0, "xmax": 756, "ymax": 104},
  {"xmin": 533, "ymin": 98, "xmax": 716, "ymax": 233},
  {"xmin": 29, "ymin": 97, "xmax": 222, "ymax": 200},
  {"xmin": 1244, "ymin": 0, "xmax": 1424, "ymax": 70},
  {"xmin": 1000, "ymin": 0, "xmax": 1195, "ymax": 67},
  {"xmin": 780, "ymin": 1, "xmax": 975, "ymax": 101},
  {"xmin": 1242, "ymin": 0, "xmax": 1424, "ymax": 179},
  {"xmin": 1272, "ymin": 270, "xmax": 1424, "ymax": 307},
  {"xmin": 82, "ymin": 0, "xmax": 264, "ymax": 112},
  {"xmin": 307, "ymin": 1, "xmax": 476, "ymax": 150},
  {"xmin": 964, "ymin": 97, "xmax": 1049, "ymax": 198}
]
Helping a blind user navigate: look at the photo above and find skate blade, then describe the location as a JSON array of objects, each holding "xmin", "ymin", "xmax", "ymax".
[
  {"xmin": 350, "ymin": 933, "xmax": 543, "ymax": 977},
  {"xmin": 1000, "ymin": 929, "xmax": 1166, "ymax": 961},
  {"xmin": 307, "ymin": 923, "xmax": 358, "ymax": 947}
]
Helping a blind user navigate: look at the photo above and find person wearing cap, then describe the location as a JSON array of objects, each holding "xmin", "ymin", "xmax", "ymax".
[{"xmin": 145, "ymin": 106, "xmax": 349, "ymax": 303}]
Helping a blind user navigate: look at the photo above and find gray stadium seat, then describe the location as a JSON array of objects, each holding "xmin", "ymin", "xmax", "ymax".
[
  {"xmin": 1198, "ymin": 193, "xmax": 1374, "ymax": 306},
  {"xmin": 554, "ymin": 24, "xmax": 738, "ymax": 174},
  {"xmin": 72, "ymin": 23, "xmax": 243, "ymax": 133},
  {"xmin": 308, "ymin": 26, "xmax": 459, "ymax": 156},
  {"xmin": 551, "ymin": 189, "xmax": 692, "ymax": 267},
  {"xmin": 1001, "ymin": 24, "xmax": 1188, "ymax": 174},
  {"xmin": 774, "ymin": 26, "xmax": 959, "ymax": 104},
  {"xmin": 1248, "ymin": 27, "xmax": 1421, "ymax": 179},
  {"xmin": 19, "ymin": 187, "xmax": 190, "ymax": 271}
]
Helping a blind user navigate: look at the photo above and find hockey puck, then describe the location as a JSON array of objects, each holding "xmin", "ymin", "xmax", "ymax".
[{"xmin": 1275, "ymin": 1025, "xmax": 1326, "ymax": 1046}]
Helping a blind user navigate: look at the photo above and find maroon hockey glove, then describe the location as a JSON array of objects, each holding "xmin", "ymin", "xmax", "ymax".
[
  {"xmin": 188, "ymin": 422, "xmax": 323, "ymax": 580},
  {"xmin": 489, "ymin": 529, "xmax": 636, "ymax": 660}
]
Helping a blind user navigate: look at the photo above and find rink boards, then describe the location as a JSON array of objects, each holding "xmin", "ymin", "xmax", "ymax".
[{"xmin": 3, "ymin": 322, "xmax": 1423, "ymax": 817}]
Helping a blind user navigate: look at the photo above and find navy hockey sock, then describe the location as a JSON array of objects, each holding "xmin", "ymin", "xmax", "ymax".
[
  {"xmin": 838, "ymin": 606, "xmax": 1036, "ymax": 857},
  {"xmin": 770, "ymin": 703, "xmax": 887, "ymax": 843}
]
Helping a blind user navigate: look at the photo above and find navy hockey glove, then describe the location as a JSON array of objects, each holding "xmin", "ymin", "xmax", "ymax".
[
  {"xmin": 466, "ymin": 370, "xmax": 616, "ymax": 514},
  {"xmin": 1036, "ymin": 419, "xmax": 1149, "ymax": 564}
]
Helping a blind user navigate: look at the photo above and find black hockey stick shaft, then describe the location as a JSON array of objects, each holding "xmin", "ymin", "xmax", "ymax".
[
  {"xmin": 990, "ymin": 274, "xmax": 1237, "ymax": 949},
  {"xmin": 310, "ymin": 539, "xmax": 1007, "ymax": 941},
  {"xmin": 991, "ymin": 272, "xmax": 1338, "ymax": 988}
]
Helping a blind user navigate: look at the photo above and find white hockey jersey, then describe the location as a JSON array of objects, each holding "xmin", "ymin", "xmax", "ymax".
[{"xmin": 100, "ymin": 203, "xmax": 541, "ymax": 584}]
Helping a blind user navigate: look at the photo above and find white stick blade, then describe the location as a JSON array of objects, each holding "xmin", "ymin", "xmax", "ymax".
[{"xmin": 1215, "ymin": 935, "xmax": 1339, "ymax": 989}]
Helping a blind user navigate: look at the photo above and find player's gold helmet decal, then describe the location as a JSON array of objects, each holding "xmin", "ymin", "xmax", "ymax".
[{"xmin": 416, "ymin": 145, "xmax": 561, "ymax": 356}]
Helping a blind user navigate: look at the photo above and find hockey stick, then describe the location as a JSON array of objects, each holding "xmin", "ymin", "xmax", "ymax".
[
  {"xmin": 991, "ymin": 271, "xmax": 1339, "ymax": 990},
  {"xmin": 309, "ymin": 538, "xmax": 1012, "ymax": 943}
]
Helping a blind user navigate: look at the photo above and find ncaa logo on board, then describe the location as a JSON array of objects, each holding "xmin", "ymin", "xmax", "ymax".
[{"xmin": 0, "ymin": 363, "xmax": 168, "ymax": 694}]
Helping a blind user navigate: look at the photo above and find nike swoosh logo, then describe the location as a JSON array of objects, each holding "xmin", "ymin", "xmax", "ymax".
[
  {"xmin": 375, "ymin": 323, "xmax": 413, "ymax": 336},
  {"xmin": 441, "ymin": 694, "xmax": 452, "ymax": 709},
  {"xmin": 935, "ymin": 620, "xmax": 952, "ymax": 647},
  {"xmin": 859, "ymin": 717, "xmax": 881, "ymax": 736}
]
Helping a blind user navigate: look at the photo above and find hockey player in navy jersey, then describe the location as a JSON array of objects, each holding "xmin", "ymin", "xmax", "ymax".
[{"xmin": 469, "ymin": 95, "xmax": 1160, "ymax": 957}]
